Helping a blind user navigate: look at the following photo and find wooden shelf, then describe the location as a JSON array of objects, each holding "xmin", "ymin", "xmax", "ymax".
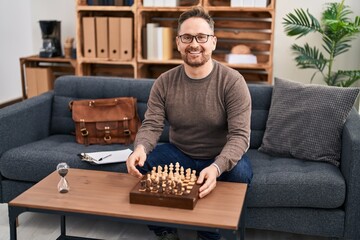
[
  {"xmin": 19, "ymin": 55, "xmax": 76, "ymax": 99},
  {"xmin": 75, "ymin": 0, "xmax": 275, "ymax": 83},
  {"xmin": 77, "ymin": 6, "xmax": 135, "ymax": 11}
]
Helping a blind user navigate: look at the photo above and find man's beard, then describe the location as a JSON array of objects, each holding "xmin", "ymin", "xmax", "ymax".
[{"xmin": 181, "ymin": 46, "xmax": 211, "ymax": 68}]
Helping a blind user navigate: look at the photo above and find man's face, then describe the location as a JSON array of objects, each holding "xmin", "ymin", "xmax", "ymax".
[{"xmin": 176, "ymin": 17, "xmax": 217, "ymax": 68}]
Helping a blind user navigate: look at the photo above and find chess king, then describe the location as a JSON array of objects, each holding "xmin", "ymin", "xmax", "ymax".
[{"xmin": 126, "ymin": 6, "xmax": 253, "ymax": 240}]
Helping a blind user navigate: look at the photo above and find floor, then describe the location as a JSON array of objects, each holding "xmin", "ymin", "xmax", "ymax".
[{"xmin": 0, "ymin": 203, "xmax": 332, "ymax": 240}]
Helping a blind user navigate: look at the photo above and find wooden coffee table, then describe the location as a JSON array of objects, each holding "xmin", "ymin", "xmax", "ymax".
[{"xmin": 8, "ymin": 168, "xmax": 247, "ymax": 240}]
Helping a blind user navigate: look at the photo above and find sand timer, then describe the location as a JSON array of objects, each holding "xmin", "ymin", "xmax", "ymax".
[{"xmin": 57, "ymin": 162, "xmax": 70, "ymax": 193}]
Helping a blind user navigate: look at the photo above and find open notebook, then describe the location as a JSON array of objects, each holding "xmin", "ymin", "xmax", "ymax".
[{"xmin": 78, "ymin": 149, "xmax": 133, "ymax": 165}]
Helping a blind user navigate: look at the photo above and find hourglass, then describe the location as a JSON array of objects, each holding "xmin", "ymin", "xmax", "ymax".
[{"xmin": 57, "ymin": 162, "xmax": 70, "ymax": 193}]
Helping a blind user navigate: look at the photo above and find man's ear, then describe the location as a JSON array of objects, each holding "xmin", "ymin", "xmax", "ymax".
[
  {"xmin": 176, "ymin": 36, "xmax": 181, "ymax": 51},
  {"xmin": 212, "ymin": 36, "xmax": 217, "ymax": 51}
]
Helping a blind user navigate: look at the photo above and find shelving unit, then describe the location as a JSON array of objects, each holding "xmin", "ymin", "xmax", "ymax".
[
  {"xmin": 75, "ymin": 0, "xmax": 137, "ymax": 77},
  {"xmin": 76, "ymin": 0, "xmax": 275, "ymax": 83}
]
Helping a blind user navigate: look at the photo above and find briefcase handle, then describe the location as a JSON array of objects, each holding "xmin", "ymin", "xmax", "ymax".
[{"xmin": 88, "ymin": 99, "xmax": 119, "ymax": 107}]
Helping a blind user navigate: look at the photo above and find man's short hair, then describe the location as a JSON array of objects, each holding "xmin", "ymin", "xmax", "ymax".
[{"xmin": 177, "ymin": 6, "xmax": 215, "ymax": 34}]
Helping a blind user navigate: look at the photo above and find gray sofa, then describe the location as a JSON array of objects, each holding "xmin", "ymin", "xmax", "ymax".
[{"xmin": 1, "ymin": 75, "xmax": 359, "ymax": 239}]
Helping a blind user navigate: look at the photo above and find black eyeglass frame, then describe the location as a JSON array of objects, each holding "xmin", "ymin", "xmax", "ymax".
[{"xmin": 177, "ymin": 34, "xmax": 215, "ymax": 44}]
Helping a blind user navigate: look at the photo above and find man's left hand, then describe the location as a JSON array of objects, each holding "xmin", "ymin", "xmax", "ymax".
[{"xmin": 197, "ymin": 165, "xmax": 218, "ymax": 198}]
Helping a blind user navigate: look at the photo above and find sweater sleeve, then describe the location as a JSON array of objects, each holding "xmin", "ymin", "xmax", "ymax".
[
  {"xmin": 213, "ymin": 75, "xmax": 252, "ymax": 174},
  {"xmin": 134, "ymin": 77, "xmax": 166, "ymax": 154}
]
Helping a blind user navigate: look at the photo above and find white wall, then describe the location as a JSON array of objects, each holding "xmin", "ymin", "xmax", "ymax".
[
  {"xmin": 0, "ymin": 1, "xmax": 32, "ymax": 104},
  {"xmin": 0, "ymin": 0, "xmax": 359, "ymax": 104},
  {"xmin": 0, "ymin": 0, "xmax": 75, "ymax": 104},
  {"xmin": 274, "ymin": 0, "xmax": 360, "ymax": 86}
]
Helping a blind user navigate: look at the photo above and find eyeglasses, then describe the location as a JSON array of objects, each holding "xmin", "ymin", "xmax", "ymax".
[{"xmin": 178, "ymin": 34, "xmax": 214, "ymax": 44}]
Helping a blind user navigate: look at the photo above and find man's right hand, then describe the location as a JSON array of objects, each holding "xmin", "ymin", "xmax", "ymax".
[{"xmin": 126, "ymin": 145, "xmax": 147, "ymax": 178}]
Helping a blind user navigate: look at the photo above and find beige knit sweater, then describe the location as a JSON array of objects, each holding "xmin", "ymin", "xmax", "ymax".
[{"xmin": 134, "ymin": 60, "xmax": 251, "ymax": 174}]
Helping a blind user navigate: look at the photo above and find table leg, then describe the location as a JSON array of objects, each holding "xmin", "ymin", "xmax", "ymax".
[
  {"xmin": 220, "ymin": 229, "xmax": 240, "ymax": 240},
  {"xmin": 8, "ymin": 206, "xmax": 26, "ymax": 240},
  {"xmin": 60, "ymin": 215, "xmax": 66, "ymax": 236}
]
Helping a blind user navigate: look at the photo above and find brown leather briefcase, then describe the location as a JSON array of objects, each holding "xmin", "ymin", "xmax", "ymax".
[{"xmin": 69, "ymin": 97, "xmax": 141, "ymax": 145}]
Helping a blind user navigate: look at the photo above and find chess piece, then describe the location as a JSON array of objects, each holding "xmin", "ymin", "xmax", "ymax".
[
  {"xmin": 139, "ymin": 179, "xmax": 146, "ymax": 192},
  {"xmin": 157, "ymin": 165, "xmax": 163, "ymax": 176},
  {"xmin": 175, "ymin": 162, "xmax": 180, "ymax": 174},
  {"xmin": 146, "ymin": 174, "xmax": 152, "ymax": 192},
  {"xmin": 57, "ymin": 162, "xmax": 70, "ymax": 193},
  {"xmin": 169, "ymin": 163, "xmax": 174, "ymax": 173}
]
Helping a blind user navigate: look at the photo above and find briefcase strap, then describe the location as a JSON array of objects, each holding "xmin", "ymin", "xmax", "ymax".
[
  {"xmin": 104, "ymin": 126, "xmax": 111, "ymax": 144},
  {"xmin": 80, "ymin": 119, "xmax": 89, "ymax": 145},
  {"xmin": 123, "ymin": 117, "xmax": 131, "ymax": 145}
]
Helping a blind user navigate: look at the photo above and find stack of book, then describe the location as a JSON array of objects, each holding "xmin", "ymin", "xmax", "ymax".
[
  {"xmin": 225, "ymin": 54, "xmax": 257, "ymax": 64},
  {"xmin": 86, "ymin": 0, "xmax": 134, "ymax": 6},
  {"xmin": 146, "ymin": 23, "xmax": 174, "ymax": 60},
  {"xmin": 143, "ymin": 0, "xmax": 179, "ymax": 7},
  {"xmin": 231, "ymin": 0, "xmax": 269, "ymax": 7}
]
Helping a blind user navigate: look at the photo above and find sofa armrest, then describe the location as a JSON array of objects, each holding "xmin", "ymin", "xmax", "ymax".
[
  {"xmin": 340, "ymin": 108, "xmax": 360, "ymax": 239},
  {"xmin": 0, "ymin": 92, "xmax": 54, "ymax": 156}
]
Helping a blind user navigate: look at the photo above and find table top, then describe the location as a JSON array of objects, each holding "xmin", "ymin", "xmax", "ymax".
[
  {"xmin": 9, "ymin": 168, "xmax": 247, "ymax": 230},
  {"xmin": 20, "ymin": 55, "xmax": 75, "ymax": 63}
]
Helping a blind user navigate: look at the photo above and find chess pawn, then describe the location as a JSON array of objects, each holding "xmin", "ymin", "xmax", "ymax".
[
  {"xmin": 180, "ymin": 167, "xmax": 185, "ymax": 181},
  {"xmin": 190, "ymin": 171, "xmax": 197, "ymax": 183},
  {"xmin": 146, "ymin": 174, "xmax": 152, "ymax": 192},
  {"xmin": 192, "ymin": 170, "xmax": 197, "ymax": 181},
  {"xmin": 165, "ymin": 180, "xmax": 172, "ymax": 194},
  {"xmin": 176, "ymin": 180, "xmax": 183, "ymax": 195},
  {"xmin": 158, "ymin": 177, "xmax": 164, "ymax": 193},
  {"xmin": 157, "ymin": 165, "xmax": 163, "ymax": 176},
  {"xmin": 186, "ymin": 168, "xmax": 191, "ymax": 179},
  {"xmin": 139, "ymin": 179, "xmax": 146, "ymax": 192},
  {"xmin": 151, "ymin": 174, "xmax": 158, "ymax": 192}
]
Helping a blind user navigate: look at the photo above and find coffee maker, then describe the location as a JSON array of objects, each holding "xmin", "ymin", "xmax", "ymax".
[{"xmin": 39, "ymin": 20, "xmax": 62, "ymax": 58}]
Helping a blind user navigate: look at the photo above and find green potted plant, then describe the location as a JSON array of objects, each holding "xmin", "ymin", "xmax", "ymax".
[{"xmin": 283, "ymin": 0, "xmax": 360, "ymax": 87}]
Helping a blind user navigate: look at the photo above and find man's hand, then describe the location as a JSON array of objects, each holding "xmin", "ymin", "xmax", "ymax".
[
  {"xmin": 197, "ymin": 164, "xmax": 219, "ymax": 198},
  {"xmin": 126, "ymin": 145, "xmax": 147, "ymax": 178}
]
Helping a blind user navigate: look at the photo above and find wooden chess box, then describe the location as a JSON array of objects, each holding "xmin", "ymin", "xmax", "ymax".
[{"xmin": 129, "ymin": 176, "xmax": 201, "ymax": 210}]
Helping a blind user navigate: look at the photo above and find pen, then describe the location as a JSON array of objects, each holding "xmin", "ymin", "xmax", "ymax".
[{"xmin": 98, "ymin": 154, "xmax": 112, "ymax": 161}]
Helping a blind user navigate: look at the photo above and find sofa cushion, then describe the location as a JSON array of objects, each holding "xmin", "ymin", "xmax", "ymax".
[
  {"xmin": 259, "ymin": 78, "xmax": 359, "ymax": 166},
  {"xmin": 246, "ymin": 149, "xmax": 346, "ymax": 208},
  {"xmin": 247, "ymin": 84, "xmax": 272, "ymax": 149},
  {"xmin": 0, "ymin": 135, "xmax": 130, "ymax": 183}
]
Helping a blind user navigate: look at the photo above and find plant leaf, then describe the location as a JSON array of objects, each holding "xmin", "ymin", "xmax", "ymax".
[
  {"xmin": 336, "ymin": 70, "xmax": 360, "ymax": 87},
  {"xmin": 283, "ymin": 8, "xmax": 322, "ymax": 38},
  {"xmin": 291, "ymin": 43, "xmax": 327, "ymax": 71}
]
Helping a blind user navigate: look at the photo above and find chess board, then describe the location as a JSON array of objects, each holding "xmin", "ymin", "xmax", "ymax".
[{"xmin": 129, "ymin": 163, "xmax": 201, "ymax": 210}]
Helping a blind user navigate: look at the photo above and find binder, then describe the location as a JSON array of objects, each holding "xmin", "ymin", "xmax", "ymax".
[
  {"xmin": 114, "ymin": 0, "xmax": 124, "ymax": 5},
  {"xmin": 143, "ymin": 0, "xmax": 153, "ymax": 6},
  {"xmin": 120, "ymin": 17, "xmax": 133, "ymax": 60},
  {"xmin": 25, "ymin": 67, "xmax": 54, "ymax": 98},
  {"xmin": 230, "ymin": 0, "xmax": 243, "ymax": 7},
  {"xmin": 108, "ymin": 17, "xmax": 121, "ymax": 60},
  {"xmin": 162, "ymin": 27, "xmax": 173, "ymax": 60},
  {"xmin": 243, "ymin": 0, "xmax": 254, "ymax": 7},
  {"xmin": 83, "ymin": 17, "xmax": 97, "ymax": 58},
  {"xmin": 146, "ymin": 23, "xmax": 159, "ymax": 60},
  {"xmin": 96, "ymin": 17, "xmax": 109, "ymax": 58},
  {"xmin": 155, "ymin": 27, "xmax": 163, "ymax": 60}
]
